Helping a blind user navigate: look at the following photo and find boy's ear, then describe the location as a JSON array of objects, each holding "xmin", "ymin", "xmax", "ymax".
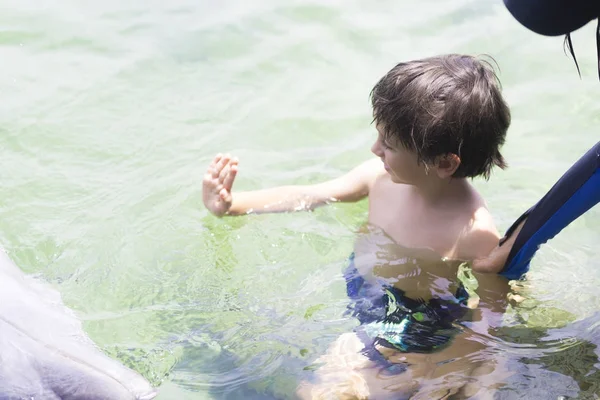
[{"xmin": 434, "ymin": 153, "xmax": 461, "ymax": 178}]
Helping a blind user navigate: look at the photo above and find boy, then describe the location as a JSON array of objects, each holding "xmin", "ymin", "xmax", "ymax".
[{"xmin": 203, "ymin": 54, "xmax": 513, "ymax": 398}]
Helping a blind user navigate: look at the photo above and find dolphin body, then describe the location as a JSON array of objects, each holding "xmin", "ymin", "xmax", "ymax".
[{"xmin": 0, "ymin": 248, "xmax": 157, "ymax": 400}]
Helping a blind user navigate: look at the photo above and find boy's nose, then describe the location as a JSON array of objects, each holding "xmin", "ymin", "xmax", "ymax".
[{"xmin": 371, "ymin": 139, "xmax": 383, "ymax": 157}]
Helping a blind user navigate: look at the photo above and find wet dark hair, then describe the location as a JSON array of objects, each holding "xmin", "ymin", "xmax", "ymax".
[{"xmin": 370, "ymin": 54, "xmax": 511, "ymax": 179}]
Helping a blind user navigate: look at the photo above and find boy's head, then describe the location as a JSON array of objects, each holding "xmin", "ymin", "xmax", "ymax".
[{"xmin": 370, "ymin": 54, "xmax": 510, "ymax": 180}]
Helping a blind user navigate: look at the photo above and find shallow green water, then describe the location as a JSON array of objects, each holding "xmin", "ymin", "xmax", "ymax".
[{"xmin": 1, "ymin": 0, "xmax": 600, "ymax": 398}]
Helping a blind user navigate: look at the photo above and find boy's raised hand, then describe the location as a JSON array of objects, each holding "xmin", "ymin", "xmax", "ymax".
[{"xmin": 202, "ymin": 153, "xmax": 239, "ymax": 217}]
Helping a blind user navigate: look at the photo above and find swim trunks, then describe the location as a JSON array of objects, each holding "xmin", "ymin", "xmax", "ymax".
[{"xmin": 344, "ymin": 253, "xmax": 471, "ymax": 355}]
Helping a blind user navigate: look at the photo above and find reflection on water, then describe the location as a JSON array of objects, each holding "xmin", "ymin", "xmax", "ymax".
[{"xmin": 494, "ymin": 311, "xmax": 600, "ymax": 399}]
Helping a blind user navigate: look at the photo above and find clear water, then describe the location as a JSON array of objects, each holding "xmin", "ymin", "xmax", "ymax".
[{"xmin": 1, "ymin": 0, "xmax": 600, "ymax": 398}]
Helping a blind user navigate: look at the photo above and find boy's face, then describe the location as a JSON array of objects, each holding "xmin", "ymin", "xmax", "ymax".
[{"xmin": 371, "ymin": 125, "xmax": 428, "ymax": 185}]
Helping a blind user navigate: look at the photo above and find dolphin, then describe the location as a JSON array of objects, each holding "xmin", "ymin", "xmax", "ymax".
[{"xmin": 0, "ymin": 248, "xmax": 157, "ymax": 400}]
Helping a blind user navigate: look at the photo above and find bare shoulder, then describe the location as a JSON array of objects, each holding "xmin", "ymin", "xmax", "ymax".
[
  {"xmin": 336, "ymin": 157, "xmax": 386, "ymax": 194},
  {"xmin": 311, "ymin": 157, "xmax": 385, "ymax": 203},
  {"xmin": 456, "ymin": 200, "xmax": 501, "ymax": 261},
  {"xmin": 351, "ymin": 158, "xmax": 387, "ymax": 190}
]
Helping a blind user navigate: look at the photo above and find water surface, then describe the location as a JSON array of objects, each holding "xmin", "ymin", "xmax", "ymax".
[{"xmin": 1, "ymin": 0, "xmax": 600, "ymax": 398}]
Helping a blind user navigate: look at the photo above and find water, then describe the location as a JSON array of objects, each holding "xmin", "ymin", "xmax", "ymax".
[{"xmin": 1, "ymin": 0, "xmax": 600, "ymax": 398}]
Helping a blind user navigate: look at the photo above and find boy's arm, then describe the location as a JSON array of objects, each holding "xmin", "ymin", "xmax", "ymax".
[
  {"xmin": 471, "ymin": 219, "xmax": 526, "ymax": 274},
  {"xmin": 455, "ymin": 208, "xmax": 501, "ymax": 265},
  {"xmin": 202, "ymin": 154, "xmax": 383, "ymax": 217}
]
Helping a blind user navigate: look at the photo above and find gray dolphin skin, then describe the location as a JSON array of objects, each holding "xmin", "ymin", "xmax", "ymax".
[{"xmin": 0, "ymin": 248, "xmax": 157, "ymax": 400}]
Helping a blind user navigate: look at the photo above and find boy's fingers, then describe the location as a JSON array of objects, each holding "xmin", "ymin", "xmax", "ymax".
[
  {"xmin": 212, "ymin": 153, "xmax": 223, "ymax": 165},
  {"xmin": 218, "ymin": 164, "xmax": 231, "ymax": 182},
  {"xmin": 222, "ymin": 164, "xmax": 237, "ymax": 191},
  {"xmin": 213, "ymin": 155, "xmax": 231, "ymax": 177},
  {"xmin": 219, "ymin": 188, "xmax": 232, "ymax": 203},
  {"xmin": 209, "ymin": 153, "xmax": 223, "ymax": 171}
]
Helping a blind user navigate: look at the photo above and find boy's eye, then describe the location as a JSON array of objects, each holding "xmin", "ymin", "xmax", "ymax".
[{"xmin": 376, "ymin": 131, "xmax": 394, "ymax": 150}]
